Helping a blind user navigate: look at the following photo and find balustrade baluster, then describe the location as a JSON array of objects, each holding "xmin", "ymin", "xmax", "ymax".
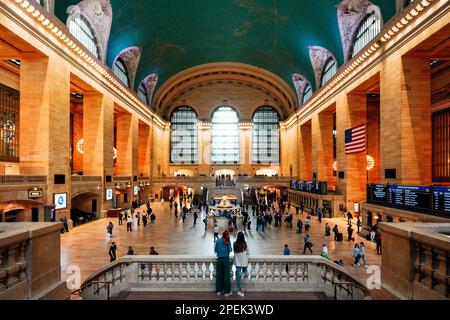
[
  {"xmin": 280, "ymin": 263, "xmax": 288, "ymax": 282},
  {"xmin": 193, "ymin": 263, "xmax": 200, "ymax": 281},
  {"xmin": 150, "ymin": 263, "xmax": 158, "ymax": 281},
  {"xmin": 0, "ymin": 249, "xmax": 7, "ymax": 292},
  {"xmin": 158, "ymin": 263, "xmax": 166, "ymax": 282},
  {"xmin": 5, "ymin": 245, "xmax": 20, "ymax": 288},
  {"xmin": 180, "ymin": 262, "xmax": 188, "ymax": 281},
  {"xmin": 288, "ymin": 263, "xmax": 296, "ymax": 282},
  {"xmin": 259, "ymin": 263, "xmax": 266, "ymax": 282},
  {"xmin": 173, "ymin": 262, "xmax": 180, "ymax": 281},
  {"xmin": 202, "ymin": 263, "xmax": 207, "ymax": 280},
  {"xmin": 166, "ymin": 263, "xmax": 173, "ymax": 282},
  {"xmin": 253, "ymin": 263, "xmax": 260, "ymax": 281},
  {"xmin": 209, "ymin": 263, "xmax": 215, "ymax": 281}
]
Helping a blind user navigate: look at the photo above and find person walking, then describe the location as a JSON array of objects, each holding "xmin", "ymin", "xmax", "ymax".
[
  {"xmin": 136, "ymin": 212, "xmax": 140, "ymax": 226},
  {"xmin": 356, "ymin": 217, "xmax": 362, "ymax": 233},
  {"xmin": 142, "ymin": 211, "xmax": 148, "ymax": 227},
  {"xmin": 347, "ymin": 211, "xmax": 353, "ymax": 225},
  {"xmin": 215, "ymin": 230, "xmax": 232, "ymax": 297},
  {"xmin": 359, "ymin": 242, "xmax": 368, "ymax": 269},
  {"xmin": 317, "ymin": 209, "xmax": 323, "ymax": 224},
  {"xmin": 106, "ymin": 222, "xmax": 114, "ymax": 237},
  {"xmin": 332, "ymin": 225, "xmax": 339, "ymax": 241},
  {"xmin": 193, "ymin": 211, "xmax": 198, "ymax": 226},
  {"xmin": 304, "ymin": 216, "xmax": 311, "ymax": 233},
  {"xmin": 203, "ymin": 216, "xmax": 208, "ymax": 231},
  {"xmin": 347, "ymin": 224, "xmax": 354, "ymax": 241},
  {"xmin": 370, "ymin": 228, "xmax": 376, "ymax": 242},
  {"xmin": 118, "ymin": 211, "xmax": 123, "ymax": 226},
  {"xmin": 213, "ymin": 224, "xmax": 220, "ymax": 242},
  {"xmin": 109, "ymin": 242, "xmax": 117, "ymax": 262},
  {"xmin": 150, "ymin": 212, "xmax": 156, "ymax": 225},
  {"xmin": 325, "ymin": 223, "xmax": 331, "ymax": 239},
  {"xmin": 352, "ymin": 244, "xmax": 361, "ymax": 267},
  {"xmin": 297, "ymin": 219, "xmax": 303, "ymax": 233},
  {"xmin": 303, "ymin": 235, "xmax": 313, "ymax": 254},
  {"xmin": 233, "ymin": 232, "xmax": 250, "ymax": 297},
  {"xmin": 126, "ymin": 215, "xmax": 133, "ymax": 232},
  {"xmin": 149, "ymin": 247, "xmax": 159, "ymax": 255},
  {"xmin": 376, "ymin": 231, "xmax": 382, "ymax": 255},
  {"xmin": 127, "ymin": 246, "xmax": 135, "ymax": 255}
]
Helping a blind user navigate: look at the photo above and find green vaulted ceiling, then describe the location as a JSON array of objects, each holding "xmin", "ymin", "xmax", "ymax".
[{"xmin": 55, "ymin": 0, "xmax": 396, "ymax": 93}]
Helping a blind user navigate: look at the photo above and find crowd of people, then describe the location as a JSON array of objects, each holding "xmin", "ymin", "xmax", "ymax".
[{"xmin": 103, "ymin": 189, "xmax": 382, "ymax": 297}]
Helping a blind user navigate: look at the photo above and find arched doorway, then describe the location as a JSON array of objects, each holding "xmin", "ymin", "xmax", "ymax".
[{"xmin": 71, "ymin": 192, "xmax": 100, "ymax": 227}]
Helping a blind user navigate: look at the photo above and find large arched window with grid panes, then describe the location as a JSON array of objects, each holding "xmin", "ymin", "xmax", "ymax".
[
  {"xmin": 252, "ymin": 106, "xmax": 280, "ymax": 164},
  {"xmin": 351, "ymin": 13, "xmax": 381, "ymax": 58},
  {"xmin": 302, "ymin": 83, "xmax": 313, "ymax": 105},
  {"xmin": 170, "ymin": 107, "xmax": 198, "ymax": 164},
  {"xmin": 321, "ymin": 58, "xmax": 337, "ymax": 87},
  {"xmin": 113, "ymin": 58, "xmax": 130, "ymax": 87},
  {"xmin": 68, "ymin": 14, "xmax": 100, "ymax": 59},
  {"xmin": 211, "ymin": 106, "xmax": 240, "ymax": 164}
]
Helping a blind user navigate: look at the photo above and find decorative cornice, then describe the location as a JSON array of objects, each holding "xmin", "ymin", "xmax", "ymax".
[
  {"xmin": 288, "ymin": 0, "xmax": 439, "ymax": 129},
  {"xmin": 9, "ymin": 0, "xmax": 168, "ymax": 130}
]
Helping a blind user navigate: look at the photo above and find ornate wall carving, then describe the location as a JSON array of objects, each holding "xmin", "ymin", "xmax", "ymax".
[
  {"xmin": 66, "ymin": 0, "xmax": 113, "ymax": 63},
  {"xmin": 308, "ymin": 46, "xmax": 337, "ymax": 89},
  {"xmin": 292, "ymin": 74, "xmax": 311, "ymax": 108},
  {"xmin": 114, "ymin": 46, "xmax": 142, "ymax": 89},
  {"xmin": 141, "ymin": 74, "xmax": 159, "ymax": 109},
  {"xmin": 337, "ymin": 0, "xmax": 383, "ymax": 62}
]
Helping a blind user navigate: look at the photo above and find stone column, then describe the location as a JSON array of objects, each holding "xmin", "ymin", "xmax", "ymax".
[
  {"xmin": 116, "ymin": 113, "xmax": 139, "ymax": 178},
  {"xmin": 239, "ymin": 123, "xmax": 252, "ymax": 174},
  {"xmin": 298, "ymin": 122, "xmax": 312, "ymax": 180},
  {"xmin": 380, "ymin": 55, "xmax": 432, "ymax": 185},
  {"xmin": 335, "ymin": 92, "xmax": 367, "ymax": 210},
  {"xmin": 19, "ymin": 55, "xmax": 71, "ymax": 222},
  {"xmin": 198, "ymin": 122, "xmax": 212, "ymax": 175},
  {"xmin": 138, "ymin": 122, "xmax": 152, "ymax": 201},
  {"xmin": 83, "ymin": 93, "xmax": 114, "ymax": 216},
  {"xmin": 312, "ymin": 112, "xmax": 334, "ymax": 187}
]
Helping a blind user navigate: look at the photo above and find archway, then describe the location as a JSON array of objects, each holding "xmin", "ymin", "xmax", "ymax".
[{"xmin": 71, "ymin": 192, "xmax": 101, "ymax": 227}]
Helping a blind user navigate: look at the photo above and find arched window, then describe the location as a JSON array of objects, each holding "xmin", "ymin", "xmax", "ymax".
[
  {"xmin": 138, "ymin": 83, "xmax": 148, "ymax": 105},
  {"xmin": 211, "ymin": 106, "xmax": 239, "ymax": 164},
  {"xmin": 321, "ymin": 58, "xmax": 337, "ymax": 87},
  {"xmin": 252, "ymin": 106, "xmax": 280, "ymax": 164},
  {"xmin": 170, "ymin": 107, "xmax": 198, "ymax": 164},
  {"xmin": 351, "ymin": 13, "xmax": 381, "ymax": 58},
  {"xmin": 302, "ymin": 83, "xmax": 313, "ymax": 105},
  {"xmin": 113, "ymin": 58, "xmax": 129, "ymax": 87},
  {"xmin": 68, "ymin": 14, "xmax": 100, "ymax": 59}
]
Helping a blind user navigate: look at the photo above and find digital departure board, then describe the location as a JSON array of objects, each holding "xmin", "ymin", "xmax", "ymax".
[
  {"xmin": 367, "ymin": 184, "xmax": 387, "ymax": 204},
  {"xmin": 386, "ymin": 185, "xmax": 432, "ymax": 211},
  {"xmin": 433, "ymin": 187, "xmax": 450, "ymax": 214},
  {"xmin": 290, "ymin": 180, "xmax": 327, "ymax": 195}
]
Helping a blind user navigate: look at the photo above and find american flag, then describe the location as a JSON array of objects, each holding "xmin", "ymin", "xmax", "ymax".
[{"xmin": 345, "ymin": 124, "xmax": 366, "ymax": 154}]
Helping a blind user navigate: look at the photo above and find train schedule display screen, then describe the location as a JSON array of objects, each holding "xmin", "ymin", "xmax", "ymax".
[
  {"xmin": 367, "ymin": 184, "xmax": 387, "ymax": 204},
  {"xmin": 387, "ymin": 185, "xmax": 432, "ymax": 211},
  {"xmin": 433, "ymin": 187, "xmax": 450, "ymax": 214}
]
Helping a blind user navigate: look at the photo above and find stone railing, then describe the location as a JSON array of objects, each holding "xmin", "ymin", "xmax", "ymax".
[
  {"xmin": 152, "ymin": 176, "xmax": 215, "ymax": 184},
  {"xmin": 0, "ymin": 223, "xmax": 69, "ymax": 300},
  {"xmin": 379, "ymin": 223, "xmax": 450, "ymax": 300},
  {"xmin": 71, "ymin": 176, "xmax": 102, "ymax": 183},
  {"xmin": 0, "ymin": 175, "xmax": 47, "ymax": 185},
  {"xmin": 235, "ymin": 176, "xmax": 291, "ymax": 184},
  {"xmin": 76, "ymin": 256, "xmax": 369, "ymax": 300},
  {"xmin": 113, "ymin": 176, "xmax": 132, "ymax": 183}
]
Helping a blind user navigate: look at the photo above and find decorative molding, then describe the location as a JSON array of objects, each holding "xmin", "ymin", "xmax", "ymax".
[
  {"xmin": 292, "ymin": 74, "xmax": 311, "ymax": 109},
  {"xmin": 114, "ymin": 46, "xmax": 142, "ymax": 89},
  {"xmin": 67, "ymin": 0, "xmax": 112, "ymax": 63},
  {"xmin": 308, "ymin": 46, "xmax": 337, "ymax": 89},
  {"xmin": 35, "ymin": 0, "xmax": 54, "ymax": 13},
  {"xmin": 141, "ymin": 74, "xmax": 159, "ymax": 109}
]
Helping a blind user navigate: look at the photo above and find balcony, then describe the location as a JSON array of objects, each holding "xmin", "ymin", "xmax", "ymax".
[
  {"xmin": 0, "ymin": 175, "xmax": 47, "ymax": 186},
  {"xmin": 74, "ymin": 255, "xmax": 369, "ymax": 300}
]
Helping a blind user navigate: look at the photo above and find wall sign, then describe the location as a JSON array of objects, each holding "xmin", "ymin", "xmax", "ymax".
[
  {"xmin": 106, "ymin": 188, "xmax": 113, "ymax": 201},
  {"xmin": 54, "ymin": 193, "xmax": 67, "ymax": 210},
  {"xmin": 28, "ymin": 189, "xmax": 43, "ymax": 199}
]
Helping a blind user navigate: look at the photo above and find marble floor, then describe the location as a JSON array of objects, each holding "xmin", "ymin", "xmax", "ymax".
[{"xmin": 61, "ymin": 202, "xmax": 382, "ymax": 289}]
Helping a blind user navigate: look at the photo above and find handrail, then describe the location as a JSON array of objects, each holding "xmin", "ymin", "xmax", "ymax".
[{"xmin": 72, "ymin": 281, "xmax": 112, "ymax": 300}]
